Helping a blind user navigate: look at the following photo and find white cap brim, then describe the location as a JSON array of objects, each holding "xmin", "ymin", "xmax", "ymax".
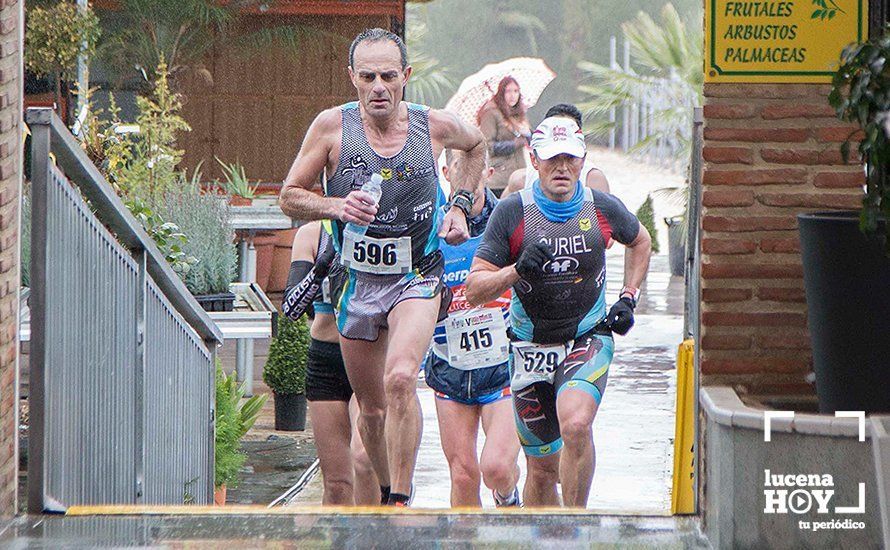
[{"xmin": 534, "ymin": 141, "xmax": 586, "ymax": 160}]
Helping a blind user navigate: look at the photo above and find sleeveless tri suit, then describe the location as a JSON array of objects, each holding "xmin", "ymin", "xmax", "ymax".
[
  {"xmin": 325, "ymin": 102, "xmax": 447, "ymax": 341},
  {"xmin": 475, "ymin": 184, "xmax": 641, "ymax": 456}
]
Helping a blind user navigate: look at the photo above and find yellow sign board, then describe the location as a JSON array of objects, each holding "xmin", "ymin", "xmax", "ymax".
[{"xmin": 705, "ymin": 0, "xmax": 868, "ymax": 82}]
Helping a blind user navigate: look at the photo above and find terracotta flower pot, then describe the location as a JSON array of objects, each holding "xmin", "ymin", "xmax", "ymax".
[
  {"xmin": 230, "ymin": 196, "xmax": 253, "ymax": 207},
  {"xmin": 214, "ymin": 484, "xmax": 227, "ymax": 506}
]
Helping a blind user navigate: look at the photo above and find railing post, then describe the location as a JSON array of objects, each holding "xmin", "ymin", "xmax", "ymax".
[
  {"xmin": 621, "ymin": 39, "xmax": 631, "ymax": 152},
  {"xmin": 685, "ymin": 107, "xmax": 704, "ymax": 341},
  {"xmin": 236, "ymin": 237, "xmax": 255, "ymax": 396},
  {"xmin": 208, "ymin": 341, "xmax": 217, "ymax": 503},
  {"xmin": 26, "ymin": 108, "xmax": 52, "ymax": 513},
  {"xmin": 134, "ymin": 249, "xmax": 146, "ymax": 503},
  {"xmin": 686, "ymin": 106, "xmax": 704, "ymax": 514}
]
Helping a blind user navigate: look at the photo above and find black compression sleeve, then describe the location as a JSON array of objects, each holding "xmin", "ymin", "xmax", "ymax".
[{"xmin": 281, "ymin": 260, "xmax": 329, "ymax": 320}]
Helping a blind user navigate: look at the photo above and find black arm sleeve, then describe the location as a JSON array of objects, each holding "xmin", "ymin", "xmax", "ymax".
[
  {"xmin": 474, "ymin": 194, "xmax": 524, "ymax": 267},
  {"xmin": 281, "ymin": 261, "xmax": 327, "ymax": 320},
  {"xmin": 281, "ymin": 229, "xmax": 338, "ymax": 320},
  {"xmin": 594, "ymin": 191, "xmax": 640, "ymax": 245}
]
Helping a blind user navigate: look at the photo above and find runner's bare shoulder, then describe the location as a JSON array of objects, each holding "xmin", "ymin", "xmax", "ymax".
[
  {"xmin": 306, "ymin": 107, "xmax": 343, "ymax": 146},
  {"xmin": 427, "ymin": 108, "xmax": 483, "ymax": 153},
  {"xmin": 300, "ymin": 107, "xmax": 344, "ymax": 170}
]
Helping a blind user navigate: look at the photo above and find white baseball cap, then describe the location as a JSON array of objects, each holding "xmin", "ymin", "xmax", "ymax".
[{"xmin": 530, "ymin": 117, "xmax": 586, "ymax": 160}]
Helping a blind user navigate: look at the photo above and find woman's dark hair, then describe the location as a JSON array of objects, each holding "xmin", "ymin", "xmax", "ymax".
[{"xmin": 480, "ymin": 76, "xmax": 526, "ymax": 124}]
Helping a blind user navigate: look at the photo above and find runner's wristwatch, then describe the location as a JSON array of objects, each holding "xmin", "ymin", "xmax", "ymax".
[
  {"xmin": 450, "ymin": 190, "xmax": 474, "ymax": 220},
  {"xmin": 620, "ymin": 286, "xmax": 641, "ymax": 307}
]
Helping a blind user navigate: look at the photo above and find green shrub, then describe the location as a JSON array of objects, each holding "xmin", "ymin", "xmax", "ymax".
[
  {"xmin": 76, "ymin": 68, "xmax": 202, "ymax": 276},
  {"xmin": 215, "ymin": 362, "xmax": 267, "ymax": 489},
  {"xmin": 635, "ymin": 194, "xmax": 660, "ymax": 254},
  {"xmin": 24, "ymin": 2, "xmax": 101, "ymax": 111},
  {"xmin": 155, "ymin": 177, "xmax": 237, "ymax": 295},
  {"xmin": 263, "ymin": 316, "xmax": 310, "ymax": 395},
  {"xmin": 829, "ymin": 25, "xmax": 890, "ymax": 250},
  {"xmin": 214, "ymin": 364, "xmax": 243, "ymax": 489},
  {"xmin": 125, "ymin": 198, "xmax": 197, "ymax": 275},
  {"xmin": 116, "ymin": 59, "xmax": 190, "ymax": 203}
]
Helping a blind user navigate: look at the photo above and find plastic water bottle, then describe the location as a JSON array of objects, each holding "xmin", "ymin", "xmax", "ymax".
[{"xmin": 343, "ymin": 173, "xmax": 383, "ymax": 240}]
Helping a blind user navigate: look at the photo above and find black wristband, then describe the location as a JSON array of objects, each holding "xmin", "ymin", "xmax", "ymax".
[{"xmin": 450, "ymin": 190, "xmax": 474, "ymax": 219}]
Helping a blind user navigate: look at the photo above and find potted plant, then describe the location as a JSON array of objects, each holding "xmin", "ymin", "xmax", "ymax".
[
  {"xmin": 263, "ymin": 315, "xmax": 310, "ymax": 431},
  {"xmin": 215, "ymin": 363, "xmax": 267, "ymax": 505},
  {"xmin": 217, "ymin": 158, "xmax": 259, "ymax": 206},
  {"xmin": 635, "ymin": 194, "xmax": 661, "ymax": 256},
  {"xmin": 798, "ymin": 25, "xmax": 890, "ymax": 413},
  {"xmin": 24, "ymin": 2, "xmax": 101, "ymax": 115},
  {"xmin": 156, "ymin": 176, "xmax": 238, "ymax": 311},
  {"xmin": 653, "ymin": 182, "xmax": 690, "ymax": 277}
]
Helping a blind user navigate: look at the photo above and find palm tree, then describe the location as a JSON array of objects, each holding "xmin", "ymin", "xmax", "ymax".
[
  {"xmin": 98, "ymin": 0, "xmax": 333, "ymax": 88},
  {"xmin": 405, "ymin": 3, "xmax": 456, "ymax": 108},
  {"xmin": 577, "ymin": 3, "xmax": 702, "ymax": 161}
]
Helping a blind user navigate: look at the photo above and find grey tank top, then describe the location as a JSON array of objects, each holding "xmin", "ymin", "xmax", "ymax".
[{"xmin": 325, "ymin": 102, "xmax": 444, "ymax": 272}]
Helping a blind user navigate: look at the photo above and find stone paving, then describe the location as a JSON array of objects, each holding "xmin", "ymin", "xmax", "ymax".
[{"xmin": 0, "ymin": 513, "xmax": 710, "ymax": 548}]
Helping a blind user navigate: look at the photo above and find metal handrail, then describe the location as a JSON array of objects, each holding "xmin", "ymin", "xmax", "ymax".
[{"xmin": 25, "ymin": 107, "xmax": 222, "ymax": 344}]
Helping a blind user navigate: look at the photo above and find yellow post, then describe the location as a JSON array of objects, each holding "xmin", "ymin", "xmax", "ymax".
[{"xmin": 671, "ymin": 339, "xmax": 696, "ymax": 514}]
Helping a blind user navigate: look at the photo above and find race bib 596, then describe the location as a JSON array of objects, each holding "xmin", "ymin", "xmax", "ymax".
[{"xmin": 341, "ymin": 234, "xmax": 412, "ymax": 275}]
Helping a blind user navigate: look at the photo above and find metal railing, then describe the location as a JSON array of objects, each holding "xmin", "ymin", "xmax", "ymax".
[{"xmin": 26, "ymin": 108, "xmax": 223, "ymax": 512}]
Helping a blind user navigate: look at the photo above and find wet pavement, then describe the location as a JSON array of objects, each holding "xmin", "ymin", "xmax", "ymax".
[
  {"xmin": 0, "ymin": 512, "xmax": 710, "ymax": 548},
  {"xmin": 291, "ymin": 252, "xmax": 684, "ymax": 513}
]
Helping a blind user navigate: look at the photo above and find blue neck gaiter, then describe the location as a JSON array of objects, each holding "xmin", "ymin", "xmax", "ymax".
[{"xmin": 532, "ymin": 179, "xmax": 584, "ymax": 223}]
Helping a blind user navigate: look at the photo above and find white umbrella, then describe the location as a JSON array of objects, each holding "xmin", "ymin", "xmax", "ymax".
[{"xmin": 445, "ymin": 57, "xmax": 557, "ymax": 126}]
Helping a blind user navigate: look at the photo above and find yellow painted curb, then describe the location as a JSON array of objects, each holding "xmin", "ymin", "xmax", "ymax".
[
  {"xmin": 66, "ymin": 505, "xmax": 668, "ymax": 517},
  {"xmin": 671, "ymin": 339, "xmax": 696, "ymax": 514}
]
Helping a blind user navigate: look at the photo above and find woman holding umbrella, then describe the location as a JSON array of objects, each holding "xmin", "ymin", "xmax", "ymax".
[{"xmin": 476, "ymin": 76, "xmax": 531, "ymax": 196}]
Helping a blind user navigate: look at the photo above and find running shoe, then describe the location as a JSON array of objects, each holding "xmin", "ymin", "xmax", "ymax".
[
  {"xmin": 388, "ymin": 484, "xmax": 415, "ymax": 507},
  {"xmin": 493, "ymin": 487, "xmax": 521, "ymax": 507}
]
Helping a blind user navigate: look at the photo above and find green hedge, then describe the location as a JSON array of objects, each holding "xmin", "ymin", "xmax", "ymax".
[{"xmin": 263, "ymin": 315, "xmax": 310, "ymax": 395}]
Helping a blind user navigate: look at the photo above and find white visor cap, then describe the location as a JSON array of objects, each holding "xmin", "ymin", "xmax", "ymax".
[{"xmin": 530, "ymin": 116, "xmax": 586, "ymax": 160}]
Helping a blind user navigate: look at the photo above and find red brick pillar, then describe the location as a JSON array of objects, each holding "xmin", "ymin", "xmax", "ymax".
[
  {"xmin": 700, "ymin": 83, "xmax": 864, "ymax": 395},
  {"xmin": 0, "ymin": 0, "xmax": 19, "ymax": 517}
]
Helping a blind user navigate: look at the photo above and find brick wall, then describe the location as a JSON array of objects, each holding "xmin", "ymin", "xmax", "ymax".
[
  {"xmin": 700, "ymin": 83, "xmax": 864, "ymax": 395},
  {"xmin": 0, "ymin": 0, "xmax": 18, "ymax": 517}
]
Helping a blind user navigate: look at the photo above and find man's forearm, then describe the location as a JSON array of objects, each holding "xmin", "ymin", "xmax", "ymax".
[
  {"xmin": 279, "ymin": 186, "xmax": 340, "ymax": 221},
  {"xmin": 466, "ymin": 265, "xmax": 519, "ymax": 306},
  {"xmin": 454, "ymin": 141, "xmax": 486, "ymax": 194},
  {"xmin": 623, "ymin": 229, "xmax": 652, "ymax": 290}
]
